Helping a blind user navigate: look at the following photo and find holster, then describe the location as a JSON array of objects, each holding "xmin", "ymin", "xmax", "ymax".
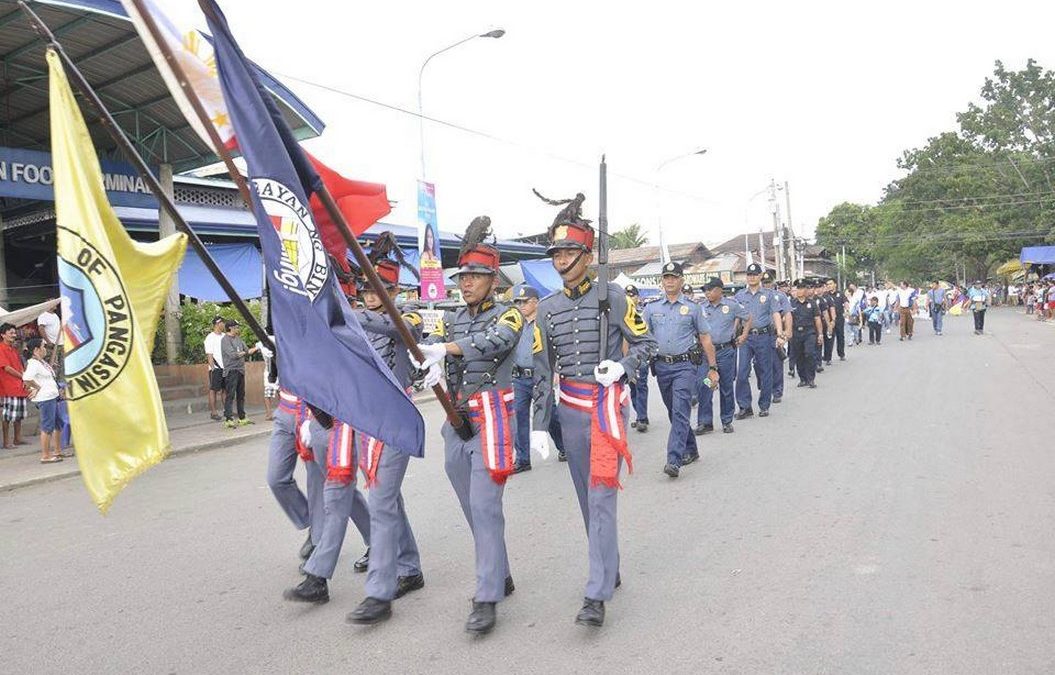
[
  {"xmin": 453, "ymin": 409, "xmax": 476, "ymax": 441},
  {"xmin": 688, "ymin": 347, "xmax": 704, "ymax": 366}
]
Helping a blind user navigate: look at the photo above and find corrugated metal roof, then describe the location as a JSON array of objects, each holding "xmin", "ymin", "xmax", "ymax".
[{"xmin": 0, "ymin": 0, "xmax": 323, "ymax": 171}]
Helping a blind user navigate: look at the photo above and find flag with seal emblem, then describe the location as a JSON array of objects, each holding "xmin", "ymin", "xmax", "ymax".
[
  {"xmin": 47, "ymin": 50, "xmax": 188, "ymax": 513},
  {"xmin": 202, "ymin": 0, "xmax": 424, "ymax": 454}
]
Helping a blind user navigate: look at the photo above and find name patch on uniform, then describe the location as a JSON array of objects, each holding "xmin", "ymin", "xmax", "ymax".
[
  {"xmin": 679, "ymin": 305, "xmax": 689, "ymax": 315},
  {"xmin": 721, "ymin": 305, "xmax": 730, "ymax": 314}
]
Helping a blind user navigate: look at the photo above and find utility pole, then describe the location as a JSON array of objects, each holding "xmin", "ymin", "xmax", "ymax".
[
  {"xmin": 768, "ymin": 178, "xmax": 784, "ymax": 279},
  {"xmin": 783, "ymin": 181, "xmax": 794, "ymax": 280}
]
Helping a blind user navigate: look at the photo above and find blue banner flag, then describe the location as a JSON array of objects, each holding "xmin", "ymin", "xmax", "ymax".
[{"xmin": 203, "ymin": 0, "xmax": 424, "ymax": 454}]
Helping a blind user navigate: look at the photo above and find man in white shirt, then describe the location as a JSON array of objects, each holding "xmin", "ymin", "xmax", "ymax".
[
  {"xmin": 894, "ymin": 281, "xmax": 917, "ymax": 340},
  {"xmin": 37, "ymin": 308, "xmax": 63, "ymax": 377},
  {"xmin": 203, "ymin": 316, "xmax": 227, "ymax": 421}
]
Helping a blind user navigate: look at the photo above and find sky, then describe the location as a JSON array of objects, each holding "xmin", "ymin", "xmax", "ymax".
[{"xmin": 167, "ymin": 0, "xmax": 1055, "ymax": 249}]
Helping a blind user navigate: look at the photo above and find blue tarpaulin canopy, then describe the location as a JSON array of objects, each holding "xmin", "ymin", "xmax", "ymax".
[
  {"xmin": 1020, "ymin": 245, "xmax": 1055, "ymax": 265},
  {"xmin": 179, "ymin": 243, "xmax": 262, "ymax": 301},
  {"xmin": 520, "ymin": 259, "xmax": 563, "ymax": 294}
]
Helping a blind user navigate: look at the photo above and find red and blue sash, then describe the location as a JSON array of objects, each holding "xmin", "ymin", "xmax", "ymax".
[
  {"xmin": 279, "ymin": 389, "xmax": 314, "ymax": 462},
  {"xmin": 466, "ymin": 388, "xmax": 516, "ymax": 484},
  {"xmin": 357, "ymin": 433, "xmax": 383, "ymax": 487},
  {"xmin": 558, "ymin": 380, "xmax": 632, "ymax": 489},
  {"xmin": 325, "ymin": 421, "xmax": 355, "ymax": 483}
]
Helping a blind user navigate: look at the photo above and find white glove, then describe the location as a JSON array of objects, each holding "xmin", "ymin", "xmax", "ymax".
[
  {"xmin": 298, "ymin": 420, "xmax": 312, "ymax": 448},
  {"xmin": 530, "ymin": 430, "xmax": 551, "ymax": 460},
  {"xmin": 594, "ymin": 360, "xmax": 626, "ymax": 388},
  {"xmin": 423, "ymin": 362, "xmax": 443, "ymax": 389},
  {"xmin": 411, "ymin": 342, "xmax": 447, "ymax": 369}
]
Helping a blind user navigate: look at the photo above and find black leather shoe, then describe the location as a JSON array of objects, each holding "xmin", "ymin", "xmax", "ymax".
[
  {"xmin": 394, "ymin": 573, "xmax": 425, "ymax": 599},
  {"xmin": 682, "ymin": 453, "xmax": 699, "ymax": 465},
  {"xmin": 759, "ymin": 409, "xmax": 770, "ymax": 418},
  {"xmin": 630, "ymin": 420, "xmax": 637, "ymax": 429},
  {"xmin": 283, "ymin": 573, "xmax": 329, "ymax": 603},
  {"xmin": 299, "ymin": 534, "xmax": 314, "ymax": 561},
  {"xmin": 772, "ymin": 395, "xmax": 782, "ymax": 404},
  {"xmin": 788, "ymin": 369, "xmax": 795, "ymax": 376},
  {"xmin": 512, "ymin": 461, "xmax": 532, "ymax": 474},
  {"xmin": 465, "ymin": 601, "xmax": 496, "ymax": 634},
  {"xmin": 839, "ymin": 356, "xmax": 846, "ymax": 361},
  {"xmin": 824, "ymin": 360, "xmax": 832, "ymax": 366},
  {"xmin": 636, "ymin": 420, "xmax": 649, "ymax": 432},
  {"xmin": 816, "ymin": 364, "xmax": 825, "ymax": 372},
  {"xmin": 663, "ymin": 463, "xmax": 680, "ymax": 478},
  {"xmin": 557, "ymin": 450, "xmax": 567, "ymax": 462},
  {"xmin": 575, "ymin": 598, "xmax": 605, "ymax": 627},
  {"xmin": 504, "ymin": 575, "xmax": 515, "ymax": 597},
  {"xmin": 694, "ymin": 423, "xmax": 713, "ymax": 435},
  {"xmin": 346, "ymin": 597, "xmax": 392, "ymax": 624},
  {"xmin": 615, "ymin": 573, "xmax": 622, "ymax": 589},
  {"xmin": 797, "ymin": 381, "xmax": 807, "ymax": 388},
  {"xmin": 808, "ymin": 381, "xmax": 817, "ymax": 388},
  {"xmin": 722, "ymin": 423, "xmax": 734, "ymax": 433},
  {"xmin": 353, "ymin": 548, "xmax": 370, "ymax": 573},
  {"xmin": 735, "ymin": 409, "xmax": 753, "ymax": 420}
]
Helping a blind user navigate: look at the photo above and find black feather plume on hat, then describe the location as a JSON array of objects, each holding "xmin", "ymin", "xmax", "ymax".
[
  {"xmin": 459, "ymin": 215, "xmax": 493, "ymax": 258},
  {"xmin": 367, "ymin": 230, "xmax": 420, "ymax": 282},
  {"xmin": 532, "ymin": 189, "xmax": 592, "ymax": 237}
]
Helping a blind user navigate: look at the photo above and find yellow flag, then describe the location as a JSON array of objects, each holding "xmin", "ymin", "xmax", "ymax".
[{"xmin": 48, "ymin": 50, "xmax": 188, "ymax": 513}]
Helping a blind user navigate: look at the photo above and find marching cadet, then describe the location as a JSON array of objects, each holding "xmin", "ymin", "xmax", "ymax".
[
  {"xmin": 529, "ymin": 190, "xmax": 657, "ymax": 627},
  {"xmin": 283, "ymin": 411, "xmax": 372, "ymax": 604},
  {"xmin": 345, "ymin": 251, "xmax": 429, "ymax": 625},
  {"xmin": 697, "ymin": 277, "xmax": 749, "ymax": 434},
  {"xmin": 761, "ymin": 272, "xmax": 791, "ymax": 404},
  {"xmin": 265, "ymin": 373, "xmax": 335, "ymax": 568},
  {"xmin": 412, "ymin": 216, "xmax": 523, "ymax": 635},
  {"xmin": 788, "ymin": 278, "xmax": 823, "ymax": 388},
  {"xmin": 733, "ymin": 263, "xmax": 785, "ymax": 419},
  {"xmin": 511, "ymin": 284, "xmax": 566, "ymax": 469},
  {"xmin": 624, "ymin": 284, "xmax": 651, "ymax": 432},
  {"xmin": 643, "ymin": 262, "xmax": 718, "ymax": 478}
]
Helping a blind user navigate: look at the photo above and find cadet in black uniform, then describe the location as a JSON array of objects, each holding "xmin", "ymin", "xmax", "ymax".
[
  {"xmin": 789, "ymin": 279, "xmax": 823, "ymax": 388},
  {"xmin": 813, "ymin": 279, "xmax": 830, "ymax": 373}
]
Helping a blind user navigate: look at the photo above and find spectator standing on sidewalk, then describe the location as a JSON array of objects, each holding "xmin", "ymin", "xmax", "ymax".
[
  {"xmin": 21, "ymin": 338, "xmax": 62, "ymax": 463},
  {"xmin": 967, "ymin": 281, "xmax": 991, "ymax": 334},
  {"xmin": 220, "ymin": 319, "xmax": 258, "ymax": 428},
  {"xmin": 926, "ymin": 281, "xmax": 948, "ymax": 335},
  {"xmin": 895, "ymin": 281, "xmax": 917, "ymax": 341},
  {"xmin": 0, "ymin": 323, "xmax": 30, "ymax": 450},
  {"xmin": 204, "ymin": 316, "xmax": 227, "ymax": 421}
]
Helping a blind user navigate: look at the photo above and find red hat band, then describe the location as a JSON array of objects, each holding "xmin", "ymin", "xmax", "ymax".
[
  {"xmin": 549, "ymin": 222, "xmax": 594, "ymax": 252},
  {"xmin": 375, "ymin": 260, "xmax": 400, "ymax": 287},
  {"xmin": 457, "ymin": 245, "xmax": 500, "ymax": 273}
]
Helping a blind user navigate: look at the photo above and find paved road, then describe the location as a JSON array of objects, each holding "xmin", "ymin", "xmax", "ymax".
[{"xmin": 3, "ymin": 308, "xmax": 1053, "ymax": 674}]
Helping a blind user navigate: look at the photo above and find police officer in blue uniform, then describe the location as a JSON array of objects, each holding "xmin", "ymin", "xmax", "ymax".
[
  {"xmin": 624, "ymin": 284, "xmax": 651, "ymax": 433},
  {"xmin": 734, "ymin": 263, "xmax": 785, "ymax": 419},
  {"xmin": 761, "ymin": 272, "xmax": 792, "ymax": 404},
  {"xmin": 511, "ymin": 284, "xmax": 566, "ymax": 470},
  {"xmin": 642, "ymin": 262, "xmax": 718, "ymax": 478},
  {"xmin": 696, "ymin": 277, "xmax": 748, "ymax": 434}
]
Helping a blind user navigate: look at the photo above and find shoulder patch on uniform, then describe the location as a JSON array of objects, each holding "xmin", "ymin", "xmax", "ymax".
[
  {"xmin": 531, "ymin": 324, "xmax": 543, "ymax": 354},
  {"xmin": 498, "ymin": 307, "xmax": 523, "ymax": 332},
  {"xmin": 624, "ymin": 298, "xmax": 648, "ymax": 336},
  {"xmin": 434, "ymin": 319, "xmax": 447, "ymax": 338},
  {"xmin": 402, "ymin": 311, "xmax": 422, "ymax": 327}
]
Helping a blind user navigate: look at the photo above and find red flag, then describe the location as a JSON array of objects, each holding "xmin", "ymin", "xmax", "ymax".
[{"xmin": 307, "ymin": 153, "xmax": 390, "ymax": 261}]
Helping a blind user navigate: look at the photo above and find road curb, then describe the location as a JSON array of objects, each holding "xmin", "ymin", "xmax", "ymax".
[{"xmin": 0, "ymin": 427, "xmax": 272, "ymax": 494}]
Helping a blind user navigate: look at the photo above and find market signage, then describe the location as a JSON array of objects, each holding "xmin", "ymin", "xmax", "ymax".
[{"xmin": 0, "ymin": 146, "xmax": 158, "ymax": 208}]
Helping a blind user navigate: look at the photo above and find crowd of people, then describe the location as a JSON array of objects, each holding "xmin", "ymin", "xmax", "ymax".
[{"xmin": 1019, "ymin": 280, "xmax": 1055, "ymax": 320}]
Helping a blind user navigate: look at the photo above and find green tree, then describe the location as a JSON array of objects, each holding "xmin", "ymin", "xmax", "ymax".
[{"xmin": 610, "ymin": 223, "xmax": 648, "ymax": 249}]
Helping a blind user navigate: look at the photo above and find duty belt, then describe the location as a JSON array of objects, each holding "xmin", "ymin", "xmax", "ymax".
[
  {"xmin": 795, "ymin": 326, "xmax": 814, "ymax": 333},
  {"xmin": 656, "ymin": 352, "xmax": 693, "ymax": 364},
  {"xmin": 748, "ymin": 326, "xmax": 772, "ymax": 335},
  {"xmin": 512, "ymin": 366, "xmax": 534, "ymax": 379},
  {"xmin": 714, "ymin": 340, "xmax": 737, "ymax": 351}
]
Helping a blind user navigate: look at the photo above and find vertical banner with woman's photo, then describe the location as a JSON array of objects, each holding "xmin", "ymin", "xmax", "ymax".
[{"xmin": 417, "ymin": 180, "xmax": 445, "ymax": 301}]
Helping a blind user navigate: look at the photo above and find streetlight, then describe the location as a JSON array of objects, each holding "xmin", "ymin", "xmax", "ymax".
[
  {"xmin": 417, "ymin": 29, "xmax": 505, "ymax": 178},
  {"xmin": 655, "ymin": 147, "xmax": 708, "ymax": 263}
]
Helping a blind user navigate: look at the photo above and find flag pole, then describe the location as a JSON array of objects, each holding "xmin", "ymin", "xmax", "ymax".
[
  {"xmin": 186, "ymin": 0, "xmax": 467, "ymax": 435},
  {"xmin": 17, "ymin": 1, "xmax": 274, "ymax": 352}
]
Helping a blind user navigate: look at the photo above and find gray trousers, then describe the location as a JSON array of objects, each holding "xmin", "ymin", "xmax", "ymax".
[
  {"xmin": 302, "ymin": 421, "xmax": 371, "ymax": 579},
  {"xmin": 266, "ymin": 408, "xmax": 310, "ymax": 531},
  {"xmin": 363, "ymin": 449, "xmax": 422, "ymax": 601},
  {"xmin": 442, "ymin": 420, "xmax": 511, "ymax": 603},
  {"xmin": 556, "ymin": 402, "xmax": 622, "ymax": 602}
]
